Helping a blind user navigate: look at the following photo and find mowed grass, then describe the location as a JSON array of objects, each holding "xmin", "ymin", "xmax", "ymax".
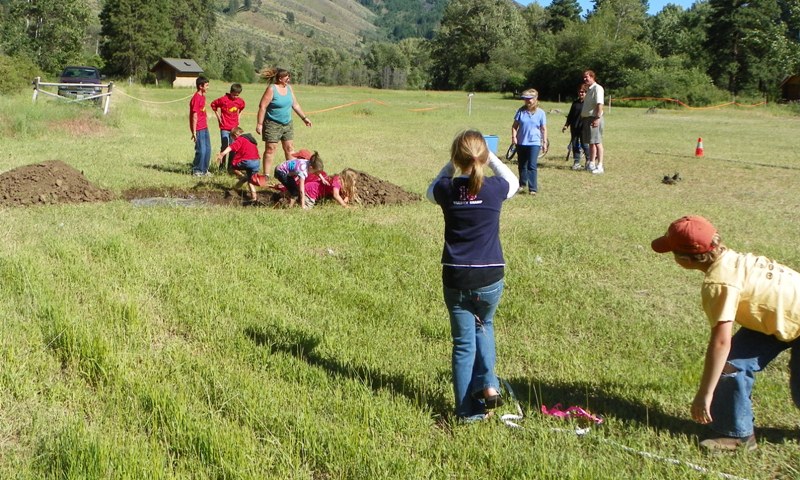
[{"xmin": 0, "ymin": 84, "xmax": 799, "ymax": 479}]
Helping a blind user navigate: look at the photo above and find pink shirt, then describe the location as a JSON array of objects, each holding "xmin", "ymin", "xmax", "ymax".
[{"xmin": 305, "ymin": 173, "xmax": 342, "ymax": 201}]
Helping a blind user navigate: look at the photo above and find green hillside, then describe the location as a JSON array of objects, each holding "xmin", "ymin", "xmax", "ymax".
[{"xmin": 216, "ymin": 0, "xmax": 379, "ymax": 55}]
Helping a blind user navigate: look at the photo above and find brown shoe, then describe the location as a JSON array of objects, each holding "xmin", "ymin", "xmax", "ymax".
[{"xmin": 699, "ymin": 434, "xmax": 756, "ymax": 452}]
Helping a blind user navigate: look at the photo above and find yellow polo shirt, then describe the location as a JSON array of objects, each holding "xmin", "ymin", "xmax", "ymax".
[{"xmin": 702, "ymin": 249, "xmax": 800, "ymax": 341}]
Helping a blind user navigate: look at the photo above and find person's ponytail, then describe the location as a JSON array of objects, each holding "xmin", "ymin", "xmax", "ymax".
[
  {"xmin": 451, "ymin": 130, "xmax": 488, "ymax": 197},
  {"xmin": 467, "ymin": 158, "xmax": 484, "ymax": 197}
]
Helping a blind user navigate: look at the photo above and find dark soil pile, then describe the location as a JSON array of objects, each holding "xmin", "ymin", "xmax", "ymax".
[
  {"xmin": 351, "ymin": 170, "xmax": 421, "ymax": 206},
  {"xmin": 122, "ymin": 169, "xmax": 421, "ymax": 208},
  {"xmin": 0, "ymin": 161, "xmax": 419, "ymax": 209},
  {"xmin": 0, "ymin": 160, "xmax": 115, "ymax": 207}
]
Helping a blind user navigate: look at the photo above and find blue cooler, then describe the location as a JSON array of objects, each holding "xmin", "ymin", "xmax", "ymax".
[{"xmin": 483, "ymin": 135, "xmax": 499, "ymax": 155}]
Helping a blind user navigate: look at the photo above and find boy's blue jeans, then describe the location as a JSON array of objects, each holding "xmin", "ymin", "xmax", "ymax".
[
  {"xmin": 516, "ymin": 145, "xmax": 540, "ymax": 193},
  {"xmin": 443, "ymin": 279, "xmax": 504, "ymax": 419},
  {"xmin": 192, "ymin": 128, "xmax": 211, "ymax": 174},
  {"xmin": 710, "ymin": 327, "xmax": 800, "ymax": 438},
  {"xmin": 219, "ymin": 130, "xmax": 233, "ymax": 169}
]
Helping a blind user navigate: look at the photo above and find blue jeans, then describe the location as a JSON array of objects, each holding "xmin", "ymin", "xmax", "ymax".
[
  {"xmin": 192, "ymin": 128, "xmax": 211, "ymax": 174},
  {"xmin": 219, "ymin": 130, "xmax": 234, "ymax": 170},
  {"xmin": 570, "ymin": 130, "xmax": 589, "ymax": 164},
  {"xmin": 516, "ymin": 145, "xmax": 540, "ymax": 192},
  {"xmin": 710, "ymin": 327, "xmax": 800, "ymax": 437},
  {"xmin": 234, "ymin": 159, "xmax": 260, "ymax": 177},
  {"xmin": 443, "ymin": 278, "xmax": 504, "ymax": 418}
]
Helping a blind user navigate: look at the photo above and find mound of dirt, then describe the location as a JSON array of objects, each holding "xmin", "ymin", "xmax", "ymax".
[
  {"xmin": 122, "ymin": 169, "xmax": 420, "ymax": 208},
  {"xmin": 351, "ymin": 170, "xmax": 421, "ymax": 206},
  {"xmin": 0, "ymin": 160, "xmax": 115, "ymax": 207},
  {"xmin": 0, "ymin": 161, "xmax": 419, "ymax": 209}
]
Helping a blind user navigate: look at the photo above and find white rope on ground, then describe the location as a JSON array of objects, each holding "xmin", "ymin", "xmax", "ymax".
[
  {"xmin": 114, "ymin": 88, "xmax": 194, "ymax": 104},
  {"xmin": 498, "ymin": 379, "xmax": 750, "ymax": 480},
  {"xmin": 598, "ymin": 437, "xmax": 750, "ymax": 480}
]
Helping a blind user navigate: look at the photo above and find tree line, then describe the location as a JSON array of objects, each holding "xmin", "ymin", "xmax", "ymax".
[{"xmin": 1, "ymin": 0, "xmax": 799, "ymax": 104}]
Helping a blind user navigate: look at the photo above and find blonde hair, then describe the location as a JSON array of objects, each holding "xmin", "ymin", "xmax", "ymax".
[
  {"xmin": 230, "ymin": 126, "xmax": 244, "ymax": 137},
  {"xmin": 260, "ymin": 67, "xmax": 290, "ymax": 83},
  {"xmin": 673, "ymin": 234, "xmax": 727, "ymax": 264},
  {"xmin": 339, "ymin": 168, "xmax": 359, "ymax": 203},
  {"xmin": 521, "ymin": 88, "xmax": 539, "ymax": 111},
  {"xmin": 450, "ymin": 130, "xmax": 488, "ymax": 197}
]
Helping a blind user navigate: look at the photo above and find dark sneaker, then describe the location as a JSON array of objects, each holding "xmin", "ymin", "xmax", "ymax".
[
  {"xmin": 699, "ymin": 434, "xmax": 756, "ymax": 452},
  {"xmin": 483, "ymin": 394, "xmax": 505, "ymax": 409}
]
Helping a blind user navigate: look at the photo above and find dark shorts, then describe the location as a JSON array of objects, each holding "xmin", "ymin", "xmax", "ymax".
[
  {"xmin": 262, "ymin": 118, "xmax": 293, "ymax": 143},
  {"xmin": 274, "ymin": 169, "xmax": 299, "ymax": 197}
]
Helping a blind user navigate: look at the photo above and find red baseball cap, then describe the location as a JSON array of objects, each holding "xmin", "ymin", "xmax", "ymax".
[
  {"xmin": 651, "ymin": 216, "xmax": 717, "ymax": 254},
  {"xmin": 294, "ymin": 149, "xmax": 313, "ymax": 160}
]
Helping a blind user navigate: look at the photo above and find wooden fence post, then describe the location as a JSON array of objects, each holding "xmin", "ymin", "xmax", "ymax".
[
  {"xmin": 32, "ymin": 77, "xmax": 40, "ymax": 103},
  {"xmin": 104, "ymin": 82, "xmax": 114, "ymax": 115}
]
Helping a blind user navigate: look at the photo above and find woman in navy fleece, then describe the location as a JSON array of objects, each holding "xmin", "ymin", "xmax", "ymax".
[{"xmin": 427, "ymin": 130, "xmax": 519, "ymax": 421}]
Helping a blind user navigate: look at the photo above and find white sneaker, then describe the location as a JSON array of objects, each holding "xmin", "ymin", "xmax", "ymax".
[
  {"xmin": 586, "ymin": 161, "xmax": 595, "ymax": 171},
  {"xmin": 592, "ymin": 165, "xmax": 605, "ymax": 174}
]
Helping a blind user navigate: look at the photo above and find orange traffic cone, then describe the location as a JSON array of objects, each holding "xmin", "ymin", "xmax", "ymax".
[{"xmin": 695, "ymin": 137, "xmax": 704, "ymax": 157}]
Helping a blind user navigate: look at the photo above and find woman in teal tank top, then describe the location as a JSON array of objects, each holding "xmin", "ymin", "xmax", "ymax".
[{"xmin": 255, "ymin": 67, "xmax": 313, "ymax": 177}]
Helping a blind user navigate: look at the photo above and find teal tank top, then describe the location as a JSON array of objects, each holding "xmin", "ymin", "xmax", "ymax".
[{"xmin": 266, "ymin": 84, "xmax": 293, "ymax": 125}]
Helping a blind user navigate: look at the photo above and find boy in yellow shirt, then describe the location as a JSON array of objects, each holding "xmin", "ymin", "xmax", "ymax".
[{"xmin": 652, "ymin": 215, "xmax": 800, "ymax": 451}]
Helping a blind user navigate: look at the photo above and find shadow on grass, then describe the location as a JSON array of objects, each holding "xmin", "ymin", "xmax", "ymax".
[
  {"xmin": 504, "ymin": 377, "xmax": 798, "ymax": 444},
  {"xmin": 145, "ymin": 163, "xmax": 192, "ymax": 175},
  {"xmin": 244, "ymin": 324, "xmax": 453, "ymax": 419},
  {"xmin": 243, "ymin": 324, "xmax": 797, "ymax": 442}
]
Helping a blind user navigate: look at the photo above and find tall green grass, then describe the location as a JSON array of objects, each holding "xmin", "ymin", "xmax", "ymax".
[{"xmin": 0, "ymin": 85, "xmax": 798, "ymax": 479}]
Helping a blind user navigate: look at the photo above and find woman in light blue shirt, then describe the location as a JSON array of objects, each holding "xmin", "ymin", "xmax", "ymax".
[{"xmin": 511, "ymin": 88, "xmax": 548, "ymax": 195}]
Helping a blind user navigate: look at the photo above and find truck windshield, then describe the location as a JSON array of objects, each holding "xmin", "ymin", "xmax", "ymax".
[{"xmin": 63, "ymin": 68, "xmax": 99, "ymax": 78}]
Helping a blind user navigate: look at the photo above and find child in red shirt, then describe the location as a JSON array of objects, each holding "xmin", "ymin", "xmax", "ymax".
[
  {"xmin": 189, "ymin": 77, "xmax": 211, "ymax": 176},
  {"xmin": 211, "ymin": 83, "xmax": 245, "ymax": 172},
  {"xmin": 216, "ymin": 127, "xmax": 261, "ymax": 203}
]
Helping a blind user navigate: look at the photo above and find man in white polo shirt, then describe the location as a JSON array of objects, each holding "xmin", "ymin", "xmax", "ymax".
[{"xmin": 580, "ymin": 70, "xmax": 605, "ymax": 174}]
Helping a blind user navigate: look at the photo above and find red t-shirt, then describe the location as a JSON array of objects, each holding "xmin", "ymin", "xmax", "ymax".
[
  {"xmin": 229, "ymin": 136, "xmax": 260, "ymax": 167},
  {"xmin": 210, "ymin": 94, "xmax": 245, "ymax": 130},
  {"xmin": 189, "ymin": 92, "xmax": 208, "ymax": 132}
]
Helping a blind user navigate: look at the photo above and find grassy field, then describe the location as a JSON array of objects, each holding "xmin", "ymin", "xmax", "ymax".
[{"xmin": 1, "ymin": 83, "xmax": 799, "ymax": 479}]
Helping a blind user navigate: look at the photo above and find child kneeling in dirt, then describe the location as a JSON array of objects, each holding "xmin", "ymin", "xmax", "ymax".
[
  {"xmin": 303, "ymin": 168, "xmax": 359, "ymax": 208},
  {"xmin": 216, "ymin": 127, "xmax": 261, "ymax": 202},
  {"xmin": 274, "ymin": 149, "xmax": 324, "ymax": 209},
  {"xmin": 651, "ymin": 215, "xmax": 800, "ymax": 451}
]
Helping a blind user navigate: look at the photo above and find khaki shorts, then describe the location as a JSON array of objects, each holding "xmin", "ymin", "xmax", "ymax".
[
  {"xmin": 262, "ymin": 118, "xmax": 294, "ymax": 143},
  {"xmin": 581, "ymin": 116, "xmax": 604, "ymax": 144}
]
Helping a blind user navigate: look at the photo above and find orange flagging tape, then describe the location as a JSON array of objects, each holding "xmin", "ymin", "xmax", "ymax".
[{"xmin": 614, "ymin": 96, "xmax": 766, "ymax": 110}]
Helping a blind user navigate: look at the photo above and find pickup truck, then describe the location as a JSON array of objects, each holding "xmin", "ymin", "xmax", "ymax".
[{"xmin": 57, "ymin": 66, "xmax": 103, "ymax": 101}]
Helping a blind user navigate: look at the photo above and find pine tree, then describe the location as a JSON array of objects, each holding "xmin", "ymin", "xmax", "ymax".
[
  {"xmin": 545, "ymin": 0, "xmax": 583, "ymax": 33},
  {"xmin": 706, "ymin": 0, "xmax": 790, "ymax": 94},
  {"xmin": 100, "ymin": 0, "xmax": 216, "ymax": 78}
]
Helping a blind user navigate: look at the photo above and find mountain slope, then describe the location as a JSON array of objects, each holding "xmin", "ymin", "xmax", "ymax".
[{"xmin": 219, "ymin": 0, "xmax": 378, "ymax": 55}]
